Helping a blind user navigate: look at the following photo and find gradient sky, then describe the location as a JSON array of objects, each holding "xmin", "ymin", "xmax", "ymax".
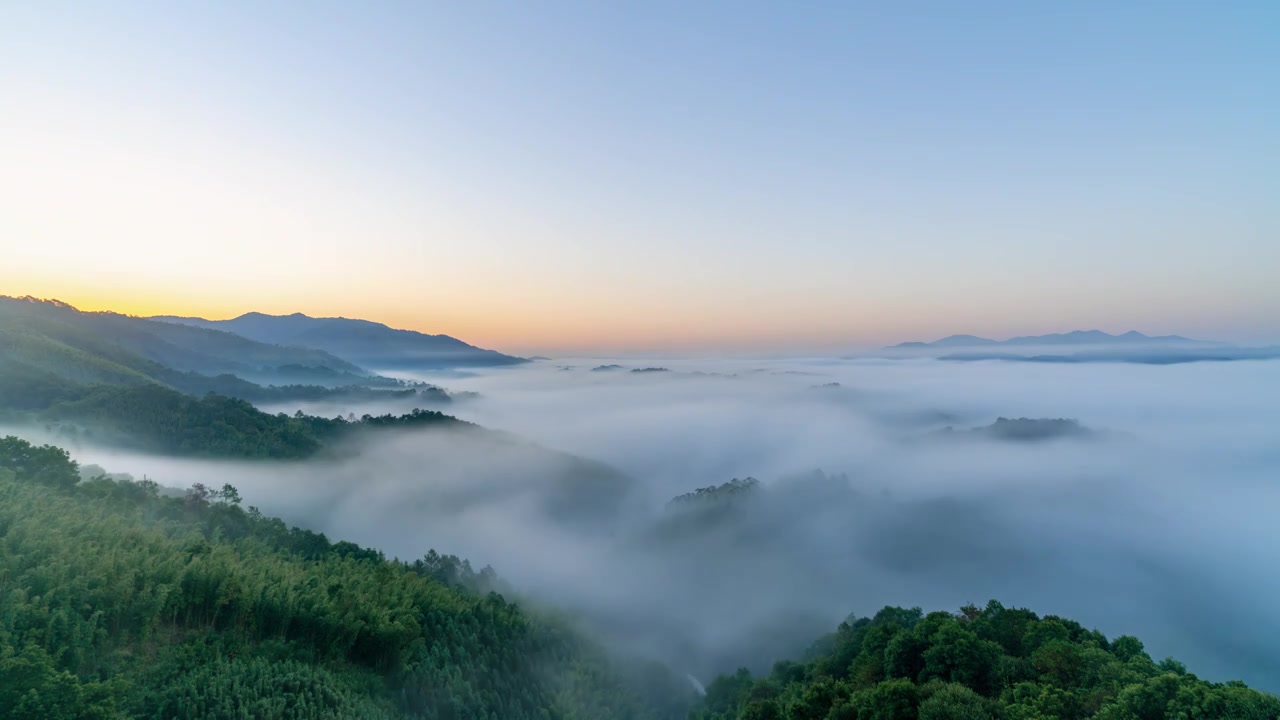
[{"xmin": 2, "ymin": 1, "xmax": 1277, "ymax": 353}]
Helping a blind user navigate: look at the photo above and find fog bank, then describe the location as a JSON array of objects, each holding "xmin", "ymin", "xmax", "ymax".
[{"xmin": 37, "ymin": 357, "xmax": 1280, "ymax": 690}]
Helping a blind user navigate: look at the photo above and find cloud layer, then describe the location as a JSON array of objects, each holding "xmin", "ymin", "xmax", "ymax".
[{"xmin": 37, "ymin": 357, "xmax": 1280, "ymax": 690}]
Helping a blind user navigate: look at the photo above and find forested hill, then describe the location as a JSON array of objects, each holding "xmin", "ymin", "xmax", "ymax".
[
  {"xmin": 152, "ymin": 311, "xmax": 526, "ymax": 370},
  {"xmin": 691, "ymin": 602, "xmax": 1280, "ymax": 720},
  {"xmin": 0, "ymin": 436, "xmax": 692, "ymax": 719},
  {"xmin": 3, "ymin": 436, "xmax": 1274, "ymax": 719},
  {"xmin": 0, "ymin": 296, "xmax": 475, "ymax": 458},
  {"xmin": 0, "ymin": 296, "xmax": 363, "ymax": 380},
  {"xmin": 45, "ymin": 388, "xmax": 468, "ymax": 458},
  {"xmin": 0, "ymin": 297, "xmax": 439, "ymax": 405}
]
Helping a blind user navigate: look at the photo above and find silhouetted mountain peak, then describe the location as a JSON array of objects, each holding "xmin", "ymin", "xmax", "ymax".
[
  {"xmin": 7, "ymin": 295, "xmax": 77, "ymax": 310},
  {"xmin": 1, "ymin": 296, "xmax": 363, "ymax": 383},
  {"xmin": 152, "ymin": 311, "xmax": 525, "ymax": 370},
  {"xmin": 933, "ymin": 334, "xmax": 1000, "ymax": 347}
]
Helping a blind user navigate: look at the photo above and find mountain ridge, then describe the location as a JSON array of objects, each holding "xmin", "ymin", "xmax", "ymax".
[
  {"xmin": 1, "ymin": 296, "xmax": 364, "ymax": 380},
  {"xmin": 888, "ymin": 329, "xmax": 1213, "ymax": 349},
  {"xmin": 152, "ymin": 311, "xmax": 526, "ymax": 370}
]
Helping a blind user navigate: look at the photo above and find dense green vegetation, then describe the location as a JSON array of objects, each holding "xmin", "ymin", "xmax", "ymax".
[
  {"xmin": 42, "ymin": 382, "xmax": 468, "ymax": 458},
  {"xmin": 204, "ymin": 379, "xmax": 446, "ymax": 405},
  {"xmin": 691, "ymin": 603, "xmax": 1280, "ymax": 720},
  {"xmin": 5, "ymin": 296, "xmax": 1274, "ymax": 717},
  {"xmin": 0, "ymin": 372, "xmax": 468, "ymax": 459},
  {"xmin": 0, "ymin": 436, "xmax": 690, "ymax": 719},
  {"xmin": 667, "ymin": 477, "xmax": 761, "ymax": 508}
]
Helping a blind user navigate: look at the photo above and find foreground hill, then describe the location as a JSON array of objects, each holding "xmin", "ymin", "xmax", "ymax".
[
  {"xmin": 0, "ymin": 437, "xmax": 689, "ymax": 720},
  {"xmin": 692, "ymin": 601, "xmax": 1280, "ymax": 720},
  {"xmin": 3, "ymin": 439, "xmax": 1275, "ymax": 719},
  {"xmin": 153, "ymin": 311, "xmax": 526, "ymax": 370}
]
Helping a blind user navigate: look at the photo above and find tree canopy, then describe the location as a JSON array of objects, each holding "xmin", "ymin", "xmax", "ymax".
[
  {"xmin": 0, "ymin": 436, "xmax": 691, "ymax": 719},
  {"xmin": 690, "ymin": 602, "xmax": 1279, "ymax": 720}
]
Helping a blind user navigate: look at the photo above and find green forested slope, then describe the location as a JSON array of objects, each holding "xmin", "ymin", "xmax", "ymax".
[
  {"xmin": 691, "ymin": 604, "xmax": 1280, "ymax": 720},
  {"xmin": 0, "ymin": 436, "xmax": 689, "ymax": 719},
  {"xmin": 2, "ymin": 434, "xmax": 1275, "ymax": 719},
  {"xmin": 0, "ymin": 370, "xmax": 465, "ymax": 459},
  {"xmin": 0, "ymin": 326, "xmax": 158, "ymax": 387},
  {"xmin": 0, "ymin": 297, "xmax": 464, "ymax": 458},
  {"xmin": 0, "ymin": 297, "xmax": 361, "ymax": 377},
  {"xmin": 0, "ymin": 296, "xmax": 393, "ymax": 404}
]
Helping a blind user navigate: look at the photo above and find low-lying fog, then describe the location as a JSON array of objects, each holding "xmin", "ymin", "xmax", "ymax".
[{"xmin": 30, "ymin": 358, "xmax": 1280, "ymax": 690}]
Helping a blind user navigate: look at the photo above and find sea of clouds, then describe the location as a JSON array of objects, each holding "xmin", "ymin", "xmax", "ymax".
[{"xmin": 35, "ymin": 356, "xmax": 1280, "ymax": 690}]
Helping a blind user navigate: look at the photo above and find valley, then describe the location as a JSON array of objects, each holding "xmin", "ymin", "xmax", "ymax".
[{"xmin": 2, "ymin": 296, "xmax": 1278, "ymax": 718}]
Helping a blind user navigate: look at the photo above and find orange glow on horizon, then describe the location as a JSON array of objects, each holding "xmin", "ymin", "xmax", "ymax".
[{"xmin": 3, "ymin": 280, "xmax": 928, "ymax": 355}]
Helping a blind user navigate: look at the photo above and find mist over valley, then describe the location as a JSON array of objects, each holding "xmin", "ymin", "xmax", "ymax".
[
  {"xmin": 24, "ymin": 349, "xmax": 1279, "ymax": 692},
  {"xmin": 5, "ymin": 5, "xmax": 1278, "ymax": 715}
]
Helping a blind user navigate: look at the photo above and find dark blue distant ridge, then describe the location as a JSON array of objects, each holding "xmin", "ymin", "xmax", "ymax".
[{"xmin": 888, "ymin": 330, "xmax": 1210, "ymax": 350}]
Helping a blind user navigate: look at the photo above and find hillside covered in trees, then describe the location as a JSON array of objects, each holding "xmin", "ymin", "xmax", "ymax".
[
  {"xmin": 690, "ymin": 603, "xmax": 1280, "ymax": 720},
  {"xmin": 0, "ymin": 295, "xmax": 455, "ymax": 401},
  {"xmin": 44, "ymin": 385, "xmax": 467, "ymax": 458},
  {"xmin": 0, "ymin": 361, "xmax": 467, "ymax": 459},
  {"xmin": 0, "ymin": 296, "xmax": 362, "ymax": 380},
  {"xmin": 3, "ymin": 434, "xmax": 1277, "ymax": 718},
  {"xmin": 0, "ymin": 297, "xmax": 470, "ymax": 458},
  {"xmin": 0, "ymin": 436, "xmax": 691, "ymax": 719}
]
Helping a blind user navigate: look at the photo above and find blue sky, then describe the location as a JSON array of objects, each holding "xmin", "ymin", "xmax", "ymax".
[{"xmin": 2, "ymin": 1, "xmax": 1277, "ymax": 351}]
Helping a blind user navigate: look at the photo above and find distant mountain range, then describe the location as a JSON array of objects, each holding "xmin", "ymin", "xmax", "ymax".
[
  {"xmin": 151, "ymin": 312, "xmax": 525, "ymax": 370},
  {"xmin": 936, "ymin": 347, "xmax": 1280, "ymax": 365},
  {"xmin": 881, "ymin": 328, "xmax": 1280, "ymax": 365},
  {"xmin": 889, "ymin": 330, "xmax": 1213, "ymax": 349}
]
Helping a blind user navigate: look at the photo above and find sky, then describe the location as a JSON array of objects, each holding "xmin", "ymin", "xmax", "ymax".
[{"xmin": 2, "ymin": 1, "xmax": 1277, "ymax": 353}]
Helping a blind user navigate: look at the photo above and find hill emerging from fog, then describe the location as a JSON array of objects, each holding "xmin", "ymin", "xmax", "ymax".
[
  {"xmin": 0, "ymin": 297, "xmax": 469, "ymax": 457},
  {"xmin": 0, "ymin": 295, "xmax": 413, "ymax": 400},
  {"xmin": 1, "ymin": 296, "xmax": 362, "ymax": 381},
  {"xmin": 0, "ymin": 437, "xmax": 688, "ymax": 719},
  {"xmin": 932, "ymin": 417, "xmax": 1101, "ymax": 442},
  {"xmin": 153, "ymin": 312, "xmax": 525, "ymax": 370},
  {"xmin": 0, "ymin": 298, "xmax": 632, "ymax": 521},
  {"xmin": 890, "ymin": 329, "xmax": 1212, "ymax": 349}
]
